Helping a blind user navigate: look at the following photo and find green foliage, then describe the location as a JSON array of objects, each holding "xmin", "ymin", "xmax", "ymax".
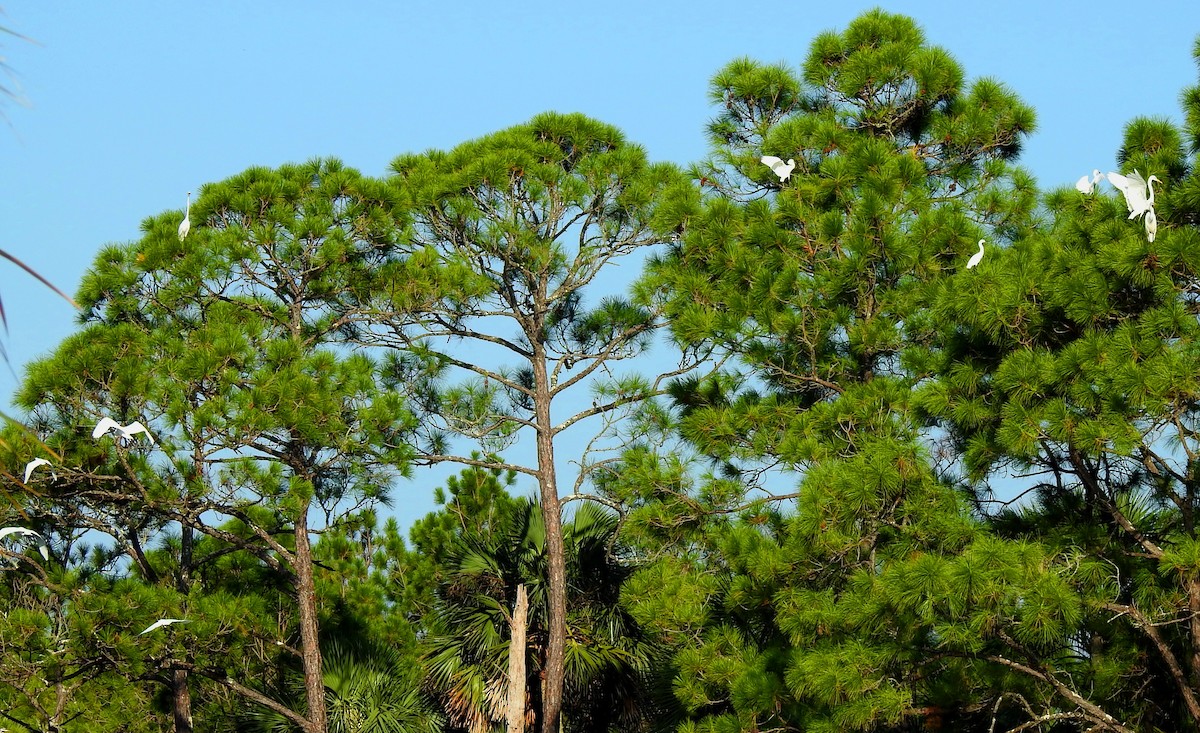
[
  {"xmin": 4, "ymin": 157, "xmax": 418, "ymax": 731},
  {"xmin": 625, "ymin": 9, "xmax": 1159, "ymax": 733},
  {"xmin": 371, "ymin": 111, "xmax": 688, "ymax": 460},
  {"xmin": 249, "ymin": 641, "xmax": 443, "ymax": 733},
  {"xmin": 422, "ymin": 497, "xmax": 656, "ymax": 732},
  {"xmin": 7, "ymin": 11, "xmax": 1200, "ymax": 733},
  {"xmin": 906, "ymin": 24, "xmax": 1200, "ymax": 733}
]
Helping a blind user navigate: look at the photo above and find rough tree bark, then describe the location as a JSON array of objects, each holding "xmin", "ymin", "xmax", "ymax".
[
  {"xmin": 294, "ymin": 506, "xmax": 326, "ymax": 733},
  {"xmin": 506, "ymin": 583, "xmax": 529, "ymax": 733},
  {"xmin": 533, "ymin": 346, "xmax": 565, "ymax": 733}
]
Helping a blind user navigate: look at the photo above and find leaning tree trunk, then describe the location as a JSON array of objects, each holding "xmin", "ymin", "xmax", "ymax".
[{"xmin": 506, "ymin": 584, "xmax": 529, "ymax": 733}]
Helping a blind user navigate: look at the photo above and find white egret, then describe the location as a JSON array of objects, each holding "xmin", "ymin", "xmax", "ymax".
[
  {"xmin": 23, "ymin": 457, "xmax": 55, "ymax": 483},
  {"xmin": 138, "ymin": 618, "xmax": 190, "ymax": 635},
  {"xmin": 1145, "ymin": 208, "xmax": 1158, "ymax": 242},
  {"xmin": 760, "ymin": 155, "xmax": 796, "ymax": 183},
  {"xmin": 0, "ymin": 526, "xmax": 40, "ymax": 542},
  {"xmin": 966, "ymin": 239, "xmax": 986, "ymax": 269},
  {"xmin": 1106, "ymin": 170, "xmax": 1160, "ymax": 219},
  {"xmin": 92, "ymin": 417, "xmax": 156, "ymax": 445},
  {"xmin": 178, "ymin": 192, "xmax": 191, "ymax": 241},
  {"xmin": 0, "ymin": 526, "xmax": 49, "ymax": 562},
  {"xmin": 1075, "ymin": 169, "xmax": 1103, "ymax": 194}
]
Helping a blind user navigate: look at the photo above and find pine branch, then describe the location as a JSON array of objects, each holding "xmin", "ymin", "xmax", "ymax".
[
  {"xmin": 1101, "ymin": 601, "xmax": 1200, "ymax": 723},
  {"xmin": 196, "ymin": 667, "xmax": 312, "ymax": 730}
]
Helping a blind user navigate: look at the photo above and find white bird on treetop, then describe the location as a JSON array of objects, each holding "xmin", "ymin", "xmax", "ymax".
[
  {"xmin": 760, "ymin": 155, "xmax": 796, "ymax": 183},
  {"xmin": 1145, "ymin": 208, "xmax": 1158, "ymax": 243},
  {"xmin": 23, "ymin": 457, "xmax": 55, "ymax": 483},
  {"xmin": 0, "ymin": 526, "xmax": 49, "ymax": 562},
  {"xmin": 1075, "ymin": 169, "xmax": 1103, "ymax": 194},
  {"xmin": 1106, "ymin": 170, "xmax": 1160, "ymax": 219},
  {"xmin": 92, "ymin": 417, "xmax": 156, "ymax": 444},
  {"xmin": 178, "ymin": 192, "xmax": 191, "ymax": 241},
  {"xmin": 139, "ymin": 618, "xmax": 190, "ymax": 635},
  {"xmin": 966, "ymin": 239, "xmax": 986, "ymax": 269}
]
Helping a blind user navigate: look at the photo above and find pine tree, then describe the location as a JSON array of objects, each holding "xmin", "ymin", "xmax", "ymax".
[
  {"xmin": 634, "ymin": 10, "xmax": 1060, "ymax": 731},
  {"xmin": 355, "ymin": 112, "xmax": 693, "ymax": 733},
  {"xmin": 915, "ymin": 33, "xmax": 1200, "ymax": 731},
  {"xmin": 0, "ymin": 497, "xmax": 167, "ymax": 732},
  {"xmin": 9, "ymin": 159, "xmax": 413, "ymax": 733}
]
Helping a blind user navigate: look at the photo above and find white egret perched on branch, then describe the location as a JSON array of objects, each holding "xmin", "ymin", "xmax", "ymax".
[
  {"xmin": 92, "ymin": 417, "xmax": 156, "ymax": 444},
  {"xmin": 966, "ymin": 239, "xmax": 986, "ymax": 269},
  {"xmin": 1145, "ymin": 208, "xmax": 1158, "ymax": 242},
  {"xmin": 138, "ymin": 618, "xmax": 190, "ymax": 635},
  {"xmin": 1075, "ymin": 169, "xmax": 1103, "ymax": 194},
  {"xmin": 177, "ymin": 191, "xmax": 191, "ymax": 241},
  {"xmin": 0, "ymin": 526, "xmax": 49, "ymax": 561},
  {"xmin": 23, "ymin": 457, "xmax": 54, "ymax": 483},
  {"xmin": 760, "ymin": 155, "xmax": 796, "ymax": 183}
]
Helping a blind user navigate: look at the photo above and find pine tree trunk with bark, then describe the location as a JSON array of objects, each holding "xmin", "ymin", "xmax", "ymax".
[{"xmin": 294, "ymin": 507, "xmax": 327, "ymax": 733}]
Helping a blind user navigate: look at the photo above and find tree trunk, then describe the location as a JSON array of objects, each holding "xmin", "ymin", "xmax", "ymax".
[
  {"xmin": 539, "ymin": 472, "xmax": 566, "ymax": 733},
  {"xmin": 295, "ymin": 507, "xmax": 327, "ymax": 733},
  {"xmin": 506, "ymin": 583, "xmax": 529, "ymax": 733},
  {"xmin": 532, "ymin": 350, "xmax": 566, "ymax": 733},
  {"xmin": 50, "ymin": 680, "xmax": 68, "ymax": 732},
  {"xmin": 1190, "ymin": 576, "xmax": 1200, "ymax": 693},
  {"xmin": 172, "ymin": 667, "xmax": 194, "ymax": 733},
  {"xmin": 173, "ymin": 523, "xmax": 194, "ymax": 733}
]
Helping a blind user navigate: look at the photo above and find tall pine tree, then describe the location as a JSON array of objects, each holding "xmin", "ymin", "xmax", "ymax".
[
  {"xmin": 353, "ymin": 112, "xmax": 693, "ymax": 733},
  {"xmin": 10, "ymin": 159, "xmax": 413, "ymax": 733}
]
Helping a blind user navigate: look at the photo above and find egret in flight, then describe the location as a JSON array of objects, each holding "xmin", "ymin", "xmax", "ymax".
[
  {"xmin": 0, "ymin": 526, "xmax": 41, "ymax": 542},
  {"xmin": 139, "ymin": 618, "xmax": 190, "ymax": 635},
  {"xmin": 0, "ymin": 527, "xmax": 49, "ymax": 562},
  {"xmin": 966, "ymin": 239, "xmax": 986, "ymax": 269},
  {"xmin": 761, "ymin": 156, "xmax": 796, "ymax": 183},
  {"xmin": 1106, "ymin": 170, "xmax": 1160, "ymax": 219},
  {"xmin": 178, "ymin": 192, "xmax": 191, "ymax": 241},
  {"xmin": 93, "ymin": 417, "xmax": 156, "ymax": 445},
  {"xmin": 23, "ymin": 458, "xmax": 54, "ymax": 483}
]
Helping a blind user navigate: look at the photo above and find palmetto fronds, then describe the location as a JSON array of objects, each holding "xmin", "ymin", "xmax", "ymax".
[
  {"xmin": 423, "ymin": 499, "xmax": 654, "ymax": 732},
  {"xmin": 251, "ymin": 641, "xmax": 442, "ymax": 733}
]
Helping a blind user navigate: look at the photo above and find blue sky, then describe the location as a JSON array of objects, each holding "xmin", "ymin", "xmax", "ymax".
[{"xmin": 2, "ymin": 1, "xmax": 1199, "ymax": 531}]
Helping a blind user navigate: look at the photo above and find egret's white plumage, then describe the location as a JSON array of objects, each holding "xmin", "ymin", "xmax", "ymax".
[
  {"xmin": 1145, "ymin": 208, "xmax": 1158, "ymax": 243},
  {"xmin": 178, "ymin": 192, "xmax": 191, "ymax": 241},
  {"xmin": 760, "ymin": 155, "xmax": 796, "ymax": 183},
  {"xmin": 139, "ymin": 618, "xmax": 189, "ymax": 635},
  {"xmin": 966, "ymin": 239, "xmax": 986, "ymax": 269},
  {"xmin": 23, "ymin": 458, "xmax": 55, "ymax": 483},
  {"xmin": 1107, "ymin": 170, "xmax": 1160, "ymax": 219},
  {"xmin": 0, "ymin": 526, "xmax": 40, "ymax": 542},
  {"xmin": 93, "ymin": 417, "xmax": 156, "ymax": 444},
  {"xmin": 1075, "ymin": 169, "xmax": 1103, "ymax": 194},
  {"xmin": 0, "ymin": 526, "xmax": 49, "ymax": 562}
]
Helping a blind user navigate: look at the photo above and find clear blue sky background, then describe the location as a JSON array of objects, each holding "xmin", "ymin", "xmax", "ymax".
[{"xmin": 2, "ymin": 1, "xmax": 1199, "ymax": 532}]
